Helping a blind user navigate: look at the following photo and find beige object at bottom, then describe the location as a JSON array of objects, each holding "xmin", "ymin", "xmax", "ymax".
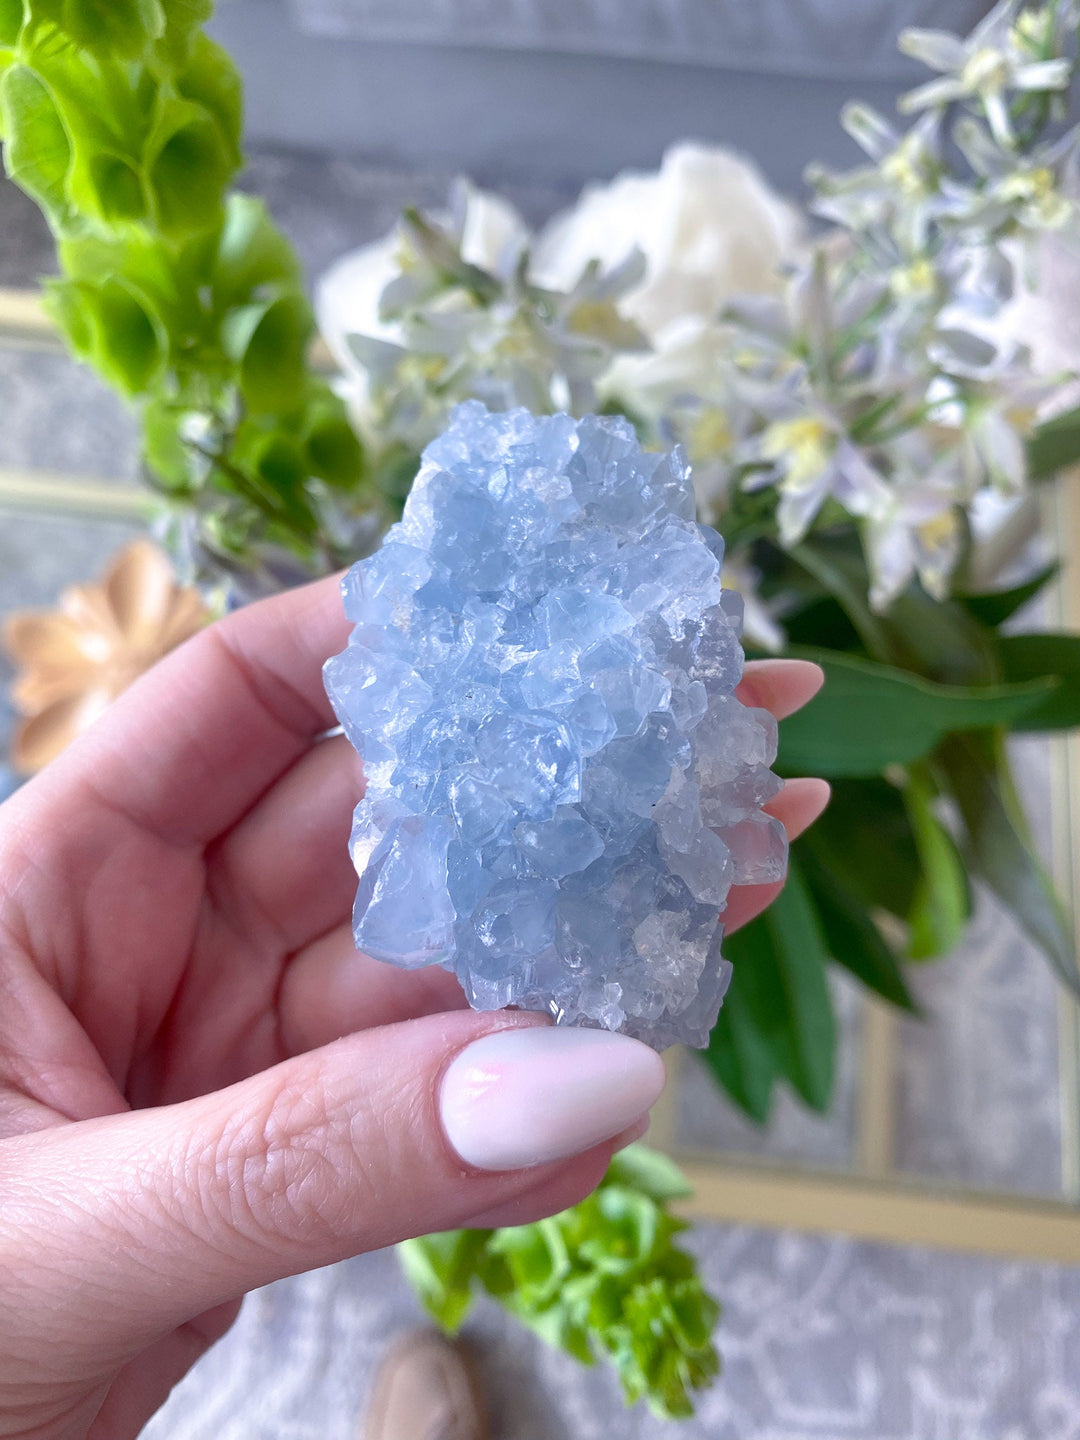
[{"xmin": 363, "ymin": 1330, "xmax": 488, "ymax": 1440}]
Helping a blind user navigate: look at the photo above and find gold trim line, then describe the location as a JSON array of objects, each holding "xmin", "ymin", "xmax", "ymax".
[
  {"xmin": 677, "ymin": 1162, "xmax": 1080, "ymax": 1263},
  {"xmin": 0, "ymin": 469, "xmax": 150, "ymax": 521}
]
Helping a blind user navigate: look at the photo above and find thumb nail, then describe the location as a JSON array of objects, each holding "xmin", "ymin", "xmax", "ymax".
[{"xmin": 439, "ymin": 1026, "xmax": 666, "ymax": 1172}]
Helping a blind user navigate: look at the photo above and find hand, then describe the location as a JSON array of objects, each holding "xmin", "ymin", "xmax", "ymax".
[{"xmin": 0, "ymin": 574, "xmax": 827, "ymax": 1440}]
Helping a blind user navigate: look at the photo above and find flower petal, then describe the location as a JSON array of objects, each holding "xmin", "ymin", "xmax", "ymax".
[
  {"xmin": 60, "ymin": 584, "xmax": 122, "ymax": 647},
  {"xmin": 3, "ymin": 611, "xmax": 92, "ymax": 671},
  {"xmin": 1013, "ymin": 59, "xmax": 1072, "ymax": 92},
  {"xmin": 155, "ymin": 588, "xmax": 211, "ymax": 655},
  {"xmin": 897, "ymin": 27, "xmax": 967, "ymax": 73},
  {"xmin": 867, "ymin": 517, "xmax": 916, "ymax": 611},
  {"xmin": 841, "ymin": 103, "xmax": 899, "ymax": 162},
  {"xmin": 984, "ymin": 91, "xmax": 1015, "ymax": 150},
  {"xmin": 777, "ymin": 472, "xmax": 829, "ymax": 545},
  {"xmin": 10, "ymin": 688, "xmax": 113, "ymax": 774},
  {"xmin": 833, "ymin": 444, "xmax": 893, "ymax": 519},
  {"xmin": 899, "ymin": 77, "xmax": 966, "ymax": 113},
  {"xmin": 104, "ymin": 540, "xmax": 176, "ymax": 636}
]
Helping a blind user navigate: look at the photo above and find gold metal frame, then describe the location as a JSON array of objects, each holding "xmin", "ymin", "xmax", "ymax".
[{"xmin": 4, "ymin": 287, "xmax": 1080, "ymax": 1263}]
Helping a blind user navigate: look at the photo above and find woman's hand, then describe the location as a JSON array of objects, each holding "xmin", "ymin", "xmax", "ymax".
[{"xmin": 0, "ymin": 574, "xmax": 826, "ymax": 1440}]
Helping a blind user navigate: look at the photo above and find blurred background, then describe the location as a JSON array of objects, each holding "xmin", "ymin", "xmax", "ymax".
[{"xmin": 4, "ymin": 2, "xmax": 1080, "ymax": 1436}]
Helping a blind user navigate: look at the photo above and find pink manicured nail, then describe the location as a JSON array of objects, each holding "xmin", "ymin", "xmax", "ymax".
[
  {"xmin": 613, "ymin": 1114, "xmax": 651, "ymax": 1153},
  {"xmin": 439, "ymin": 1026, "xmax": 666, "ymax": 1171}
]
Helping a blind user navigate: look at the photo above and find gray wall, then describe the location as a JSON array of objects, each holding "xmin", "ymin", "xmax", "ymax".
[{"xmin": 210, "ymin": 0, "xmax": 994, "ymax": 197}]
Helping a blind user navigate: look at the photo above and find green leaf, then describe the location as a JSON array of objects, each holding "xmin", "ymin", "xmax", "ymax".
[
  {"xmin": 88, "ymin": 151, "xmax": 147, "ymax": 223},
  {"xmin": 701, "ymin": 977, "xmax": 776, "ymax": 1123},
  {"xmin": 489, "ymin": 1218, "xmax": 571, "ymax": 1307},
  {"xmin": 0, "ymin": 0, "xmax": 23, "ymax": 47},
  {"xmin": 237, "ymin": 292, "xmax": 312, "ymax": 412},
  {"xmin": 155, "ymin": 0, "xmax": 214, "ymax": 67},
  {"xmin": 149, "ymin": 107, "xmax": 230, "ymax": 236},
  {"xmin": 723, "ymin": 859, "xmax": 836, "ymax": 1111},
  {"xmin": 1027, "ymin": 404, "xmax": 1080, "ymax": 480},
  {"xmin": 0, "ymin": 64, "xmax": 72, "ymax": 226},
  {"xmin": 798, "ymin": 837, "xmax": 920, "ymax": 1010},
  {"xmin": 806, "ymin": 776, "xmax": 920, "ymax": 920},
  {"xmin": 781, "ymin": 593, "xmax": 864, "ymax": 654},
  {"xmin": 397, "ymin": 1230, "xmax": 489, "ymax": 1333},
  {"xmin": 903, "ymin": 769, "xmax": 971, "ymax": 960},
  {"xmin": 141, "ymin": 396, "xmax": 193, "ymax": 490},
  {"xmin": 777, "ymin": 649, "xmax": 1056, "ymax": 777},
  {"xmin": 370, "ymin": 441, "xmax": 421, "ymax": 512},
  {"xmin": 790, "ymin": 536, "xmax": 895, "ymax": 659},
  {"xmin": 213, "ymin": 193, "xmax": 302, "ymax": 304},
  {"xmin": 935, "ymin": 732, "xmax": 1080, "ymax": 995},
  {"xmin": 605, "ymin": 1145, "xmax": 692, "ymax": 1204},
  {"xmin": 175, "ymin": 33, "xmax": 243, "ymax": 169},
  {"xmin": 59, "ymin": 0, "xmax": 164, "ymax": 58},
  {"xmin": 252, "ymin": 433, "xmax": 306, "ymax": 497},
  {"xmin": 45, "ymin": 275, "xmax": 166, "ymax": 394},
  {"xmin": 304, "ymin": 402, "xmax": 365, "ymax": 488},
  {"xmin": 957, "ymin": 563, "xmax": 1059, "ymax": 629},
  {"xmin": 513, "ymin": 1300, "xmax": 595, "ymax": 1367},
  {"xmin": 884, "ymin": 590, "xmax": 1001, "ymax": 687},
  {"xmin": 579, "ymin": 1189, "xmax": 661, "ymax": 1274},
  {"xmin": 997, "ymin": 633, "xmax": 1080, "ymax": 731},
  {"xmin": 399, "ymin": 1146, "xmax": 720, "ymax": 1418}
]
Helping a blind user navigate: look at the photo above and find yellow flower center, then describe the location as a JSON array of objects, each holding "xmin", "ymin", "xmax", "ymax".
[
  {"xmin": 566, "ymin": 299, "xmax": 616, "ymax": 338},
  {"xmin": 1000, "ymin": 166, "xmax": 1054, "ymax": 201},
  {"xmin": 762, "ymin": 416, "xmax": 833, "ymax": 487},
  {"xmin": 917, "ymin": 510, "xmax": 958, "ymax": 552},
  {"xmin": 1005, "ymin": 402, "xmax": 1038, "ymax": 435},
  {"xmin": 961, "ymin": 47, "xmax": 1011, "ymax": 95},
  {"xmin": 890, "ymin": 258, "xmax": 937, "ymax": 299},
  {"xmin": 1013, "ymin": 12, "xmax": 1049, "ymax": 49},
  {"xmin": 688, "ymin": 406, "xmax": 734, "ymax": 462},
  {"xmin": 399, "ymin": 354, "xmax": 445, "ymax": 386},
  {"xmin": 882, "ymin": 138, "xmax": 928, "ymax": 196},
  {"xmin": 998, "ymin": 167, "xmax": 1073, "ymax": 228}
]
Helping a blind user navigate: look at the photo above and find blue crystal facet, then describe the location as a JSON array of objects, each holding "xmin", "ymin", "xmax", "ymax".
[{"xmin": 324, "ymin": 402, "xmax": 787, "ymax": 1049}]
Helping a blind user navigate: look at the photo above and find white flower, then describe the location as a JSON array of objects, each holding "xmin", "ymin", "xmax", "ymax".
[
  {"xmin": 964, "ymin": 487, "xmax": 1042, "ymax": 590},
  {"xmin": 752, "ymin": 416, "xmax": 893, "ymax": 546},
  {"xmin": 997, "ymin": 226, "xmax": 1080, "ymax": 379},
  {"xmin": 315, "ymin": 183, "xmax": 528, "ymax": 432},
  {"xmin": 898, "ymin": 0, "xmax": 1072, "ymax": 147},
  {"xmin": 963, "ymin": 389, "xmax": 1040, "ymax": 492},
  {"xmin": 865, "ymin": 477, "xmax": 964, "ymax": 610},
  {"xmin": 532, "ymin": 143, "xmax": 803, "ymax": 347}
]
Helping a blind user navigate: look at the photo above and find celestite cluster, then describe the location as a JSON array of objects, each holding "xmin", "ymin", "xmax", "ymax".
[{"xmin": 324, "ymin": 403, "xmax": 787, "ymax": 1049}]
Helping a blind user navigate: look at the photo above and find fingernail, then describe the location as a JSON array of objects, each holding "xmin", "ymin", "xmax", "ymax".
[
  {"xmin": 789, "ymin": 776, "xmax": 832, "ymax": 827},
  {"xmin": 613, "ymin": 1114, "xmax": 651, "ymax": 1153},
  {"xmin": 439, "ymin": 1026, "xmax": 666, "ymax": 1172}
]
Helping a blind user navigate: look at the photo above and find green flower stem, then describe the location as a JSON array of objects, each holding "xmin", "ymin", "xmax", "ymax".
[{"xmin": 0, "ymin": 0, "xmax": 376, "ymax": 586}]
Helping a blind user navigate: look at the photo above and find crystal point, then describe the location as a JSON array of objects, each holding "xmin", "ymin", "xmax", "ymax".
[{"xmin": 324, "ymin": 402, "xmax": 788, "ymax": 1049}]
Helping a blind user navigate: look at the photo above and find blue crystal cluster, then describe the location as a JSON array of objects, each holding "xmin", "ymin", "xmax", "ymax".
[{"xmin": 324, "ymin": 403, "xmax": 787, "ymax": 1049}]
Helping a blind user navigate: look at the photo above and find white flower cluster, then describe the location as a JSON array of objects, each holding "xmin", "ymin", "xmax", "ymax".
[
  {"xmin": 318, "ymin": 0, "xmax": 1079, "ymax": 636},
  {"xmin": 762, "ymin": 0, "xmax": 1080, "ymax": 609}
]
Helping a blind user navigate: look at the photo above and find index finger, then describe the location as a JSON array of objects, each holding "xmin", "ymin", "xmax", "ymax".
[{"xmin": 25, "ymin": 573, "xmax": 349, "ymax": 849}]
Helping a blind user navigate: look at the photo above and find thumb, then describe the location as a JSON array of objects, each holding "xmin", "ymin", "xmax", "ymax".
[{"xmin": 2, "ymin": 1011, "xmax": 663, "ymax": 1370}]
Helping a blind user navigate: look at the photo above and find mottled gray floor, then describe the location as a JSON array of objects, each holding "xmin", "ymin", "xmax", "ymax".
[
  {"xmin": 3, "ymin": 152, "xmax": 1080, "ymax": 1438},
  {"xmin": 138, "ymin": 1237, "xmax": 1080, "ymax": 1440}
]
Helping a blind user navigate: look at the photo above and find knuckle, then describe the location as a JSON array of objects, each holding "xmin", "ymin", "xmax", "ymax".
[{"xmin": 193, "ymin": 1070, "xmax": 386, "ymax": 1252}]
